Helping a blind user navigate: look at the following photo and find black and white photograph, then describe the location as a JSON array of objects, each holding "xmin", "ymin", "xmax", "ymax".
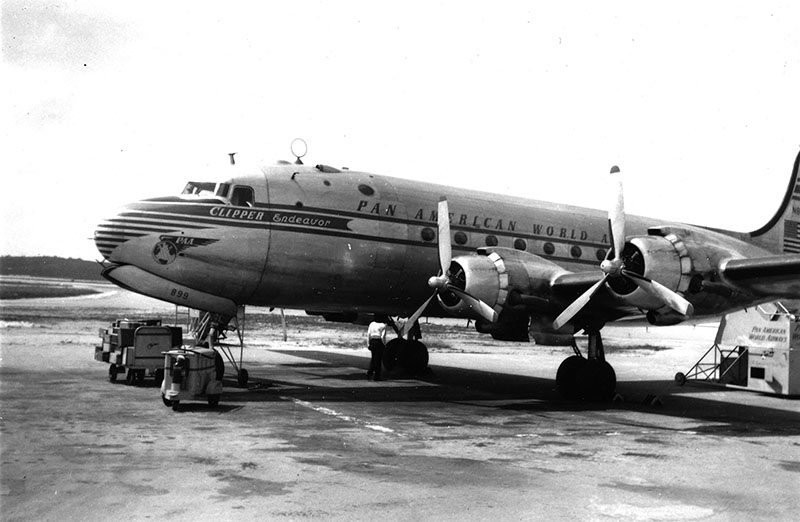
[{"xmin": 2, "ymin": 2, "xmax": 799, "ymax": 520}]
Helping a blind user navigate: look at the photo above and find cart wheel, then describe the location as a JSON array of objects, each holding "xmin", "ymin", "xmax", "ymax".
[
  {"xmin": 161, "ymin": 394, "xmax": 173, "ymax": 407},
  {"xmin": 237, "ymin": 369, "xmax": 249, "ymax": 388},
  {"xmin": 108, "ymin": 365, "xmax": 118, "ymax": 382},
  {"xmin": 125, "ymin": 369, "xmax": 135, "ymax": 386},
  {"xmin": 154, "ymin": 369, "xmax": 165, "ymax": 387},
  {"xmin": 208, "ymin": 395, "xmax": 220, "ymax": 407}
]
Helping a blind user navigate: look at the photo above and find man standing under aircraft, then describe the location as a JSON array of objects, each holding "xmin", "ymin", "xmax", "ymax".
[{"xmin": 367, "ymin": 317, "xmax": 388, "ymax": 381}]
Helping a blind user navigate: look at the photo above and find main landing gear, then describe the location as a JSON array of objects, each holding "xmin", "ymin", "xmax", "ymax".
[
  {"xmin": 556, "ymin": 328, "xmax": 617, "ymax": 402},
  {"xmin": 383, "ymin": 318, "xmax": 430, "ymax": 375}
]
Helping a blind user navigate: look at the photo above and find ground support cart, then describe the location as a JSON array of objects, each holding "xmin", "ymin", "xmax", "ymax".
[
  {"xmin": 95, "ymin": 319, "xmax": 182, "ymax": 386},
  {"xmin": 677, "ymin": 302, "xmax": 800, "ymax": 397},
  {"xmin": 160, "ymin": 347, "xmax": 224, "ymax": 410}
]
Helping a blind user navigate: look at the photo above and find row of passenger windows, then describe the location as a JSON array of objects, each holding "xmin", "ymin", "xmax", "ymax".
[{"xmin": 420, "ymin": 226, "xmax": 606, "ymax": 260}]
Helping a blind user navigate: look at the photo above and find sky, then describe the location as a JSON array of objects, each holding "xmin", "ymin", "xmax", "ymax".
[{"xmin": 2, "ymin": 1, "xmax": 799, "ymax": 261}]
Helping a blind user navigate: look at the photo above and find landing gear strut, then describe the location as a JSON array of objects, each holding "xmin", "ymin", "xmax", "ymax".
[
  {"xmin": 556, "ymin": 328, "xmax": 616, "ymax": 402},
  {"xmin": 192, "ymin": 308, "xmax": 249, "ymax": 388},
  {"xmin": 383, "ymin": 318, "xmax": 430, "ymax": 374}
]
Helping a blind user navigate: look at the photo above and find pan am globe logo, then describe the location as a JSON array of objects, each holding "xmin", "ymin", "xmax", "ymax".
[
  {"xmin": 152, "ymin": 235, "xmax": 219, "ymax": 265},
  {"xmin": 152, "ymin": 239, "xmax": 179, "ymax": 265}
]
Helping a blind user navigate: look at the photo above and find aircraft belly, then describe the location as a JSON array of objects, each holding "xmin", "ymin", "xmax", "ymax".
[{"xmin": 102, "ymin": 264, "xmax": 237, "ymax": 316}]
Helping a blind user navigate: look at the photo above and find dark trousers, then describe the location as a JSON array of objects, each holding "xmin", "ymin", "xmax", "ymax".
[{"xmin": 368, "ymin": 338, "xmax": 384, "ymax": 379}]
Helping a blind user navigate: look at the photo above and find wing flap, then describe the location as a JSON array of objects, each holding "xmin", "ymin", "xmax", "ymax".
[{"xmin": 721, "ymin": 254, "xmax": 800, "ymax": 297}]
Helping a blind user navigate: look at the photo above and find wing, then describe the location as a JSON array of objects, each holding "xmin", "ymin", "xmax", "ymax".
[{"xmin": 720, "ymin": 254, "xmax": 800, "ymax": 297}]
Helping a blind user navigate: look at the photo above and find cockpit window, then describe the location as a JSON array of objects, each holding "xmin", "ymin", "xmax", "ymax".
[
  {"xmin": 182, "ymin": 182, "xmax": 217, "ymax": 197},
  {"xmin": 216, "ymin": 183, "xmax": 231, "ymax": 198},
  {"xmin": 230, "ymin": 186, "xmax": 254, "ymax": 207}
]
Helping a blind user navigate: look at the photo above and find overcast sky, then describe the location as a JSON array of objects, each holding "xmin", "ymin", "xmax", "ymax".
[{"xmin": 2, "ymin": 1, "xmax": 799, "ymax": 261}]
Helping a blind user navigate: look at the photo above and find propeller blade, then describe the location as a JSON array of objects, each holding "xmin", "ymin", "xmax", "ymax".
[
  {"xmin": 438, "ymin": 198, "xmax": 452, "ymax": 275},
  {"xmin": 609, "ymin": 166, "xmax": 625, "ymax": 262},
  {"xmin": 552, "ymin": 275, "xmax": 608, "ymax": 330},
  {"xmin": 621, "ymin": 270, "xmax": 694, "ymax": 316},
  {"xmin": 446, "ymin": 285, "xmax": 498, "ymax": 323},
  {"xmin": 401, "ymin": 291, "xmax": 437, "ymax": 338}
]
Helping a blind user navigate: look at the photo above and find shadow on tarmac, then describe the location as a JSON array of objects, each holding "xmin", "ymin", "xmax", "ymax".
[{"xmin": 219, "ymin": 349, "xmax": 800, "ymax": 438}]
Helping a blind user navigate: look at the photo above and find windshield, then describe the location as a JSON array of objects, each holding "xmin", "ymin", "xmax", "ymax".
[{"xmin": 180, "ymin": 182, "xmax": 231, "ymax": 202}]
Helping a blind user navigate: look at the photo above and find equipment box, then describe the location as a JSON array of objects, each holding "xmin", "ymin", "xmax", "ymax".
[{"xmin": 95, "ymin": 319, "xmax": 182, "ymax": 386}]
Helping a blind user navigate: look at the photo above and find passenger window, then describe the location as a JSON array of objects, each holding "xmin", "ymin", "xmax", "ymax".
[{"xmin": 230, "ymin": 186, "xmax": 254, "ymax": 207}]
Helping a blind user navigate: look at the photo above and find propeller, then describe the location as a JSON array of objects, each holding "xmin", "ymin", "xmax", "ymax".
[
  {"xmin": 552, "ymin": 166, "xmax": 693, "ymax": 330},
  {"xmin": 400, "ymin": 198, "xmax": 499, "ymax": 338}
]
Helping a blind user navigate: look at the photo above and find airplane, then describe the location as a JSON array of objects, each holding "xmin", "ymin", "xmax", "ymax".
[{"xmin": 94, "ymin": 142, "xmax": 800, "ymax": 401}]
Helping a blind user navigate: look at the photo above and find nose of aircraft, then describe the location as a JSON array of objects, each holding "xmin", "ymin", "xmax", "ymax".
[{"xmin": 94, "ymin": 215, "xmax": 119, "ymax": 260}]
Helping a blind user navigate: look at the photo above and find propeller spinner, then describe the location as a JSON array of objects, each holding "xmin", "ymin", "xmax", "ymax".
[
  {"xmin": 552, "ymin": 167, "xmax": 693, "ymax": 330},
  {"xmin": 400, "ymin": 199, "xmax": 499, "ymax": 338}
]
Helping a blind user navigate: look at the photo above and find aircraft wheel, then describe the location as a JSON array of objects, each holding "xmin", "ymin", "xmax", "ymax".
[
  {"xmin": 237, "ymin": 369, "xmax": 249, "ymax": 388},
  {"xmin": 161, "ymin": 394, "xmax": 173, "ymax": 407},
  {"xmin": 108, "ymin": 365, "xmax": 118, "ymax": 382},
  {"xmin": 556, "ymin": 355, "xmax": 586, "ymax": 399},
  {"xmin": 581, "ymin": 359, "xmax": 616, "ymax": 402},
  {"xmin": 674, "ymin": 372, "xmax": 687, "ymax": 386},
  {"xmin": 399, "ymin": 340, "xmax": 429, "ymax": 373},
  {"xmin": 154, "ymin": 368, "xmax": 165, "ymax": 387},
  {"xmin": 214, "ymin": 352, "xmax": 225, "ymax": 381},
  {"xmin": 383, "ymin": 338, "xmax": 405, "ymax": 372}
]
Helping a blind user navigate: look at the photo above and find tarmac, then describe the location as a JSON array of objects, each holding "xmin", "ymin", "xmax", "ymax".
[{"xmin": 1, "ymin": 285, "xmax": 799, "ymax": 521}]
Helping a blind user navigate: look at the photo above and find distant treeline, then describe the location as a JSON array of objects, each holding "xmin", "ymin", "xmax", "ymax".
[{"xmin": 0, "ymin": 256, "xmax": 105, "ymax": 281}]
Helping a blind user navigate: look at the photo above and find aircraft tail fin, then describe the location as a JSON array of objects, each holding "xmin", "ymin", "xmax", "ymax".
[{"xmin": 748, "ymin": 149, "xmax": 800, "ymax": 254}]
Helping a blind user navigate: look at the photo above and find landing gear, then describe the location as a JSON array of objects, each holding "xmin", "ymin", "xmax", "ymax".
[
  {"xmin": 192, "ymin": 308, "xmax": 250, "ymax": 388},
  {"xmin": 382, "ymin": 318, "xmax": 430, "ymax": 375},
  {"xmin": 382, "ymin": 338, "xmax": 429, "ymax": 374},
  {"xmin": 557, "ymin": 329, "xmax": 617, "ymax": 402}
]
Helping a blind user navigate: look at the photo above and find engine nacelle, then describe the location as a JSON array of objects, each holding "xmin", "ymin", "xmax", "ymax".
[
  {"xmin": 437, "ymin": 254, "xmax": 504, "ymax": 319},
  {"xmin": 606, "ymin": 235, "xmax": 693, "ymax": 311},
  {"xmin": 646, "ymin": 309, "xmax": 691, "ymax": 326},
  {"xmin": 437, "ymin": 248, "xmax": 568, "ymax": 321}
]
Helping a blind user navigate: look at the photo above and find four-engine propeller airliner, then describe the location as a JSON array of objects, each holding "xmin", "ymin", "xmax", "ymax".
[{"xmin": 95, "ymin": 144, "xmax": 800, "ymax": 400}]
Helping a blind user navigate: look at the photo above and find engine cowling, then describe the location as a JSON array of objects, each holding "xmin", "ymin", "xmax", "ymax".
[
  {"xmin": 437, "ymin": 248, "xmax": 568, "ymax": 320},
  {"xmin": 606, "ymin": 234, "xmax": 693, "ymax": 311}
]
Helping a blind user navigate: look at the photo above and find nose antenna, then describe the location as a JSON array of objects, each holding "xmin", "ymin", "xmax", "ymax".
[{"xmin": 291, "ymin": 138, "xmax": 307, "ymax": 165}]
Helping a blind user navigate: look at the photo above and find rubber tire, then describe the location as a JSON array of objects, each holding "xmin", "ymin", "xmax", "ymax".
[
  {"xmin": 125, "ymin": 369, "xmax": 135, "ymax": 386},
  {"xmin": 154, "ymin": 368, "xmax": 165, "ymax": 387},
  {"xmin": 383, "ymin": 338, "xmax": 405, "ymax": 372},
  {"xmin": 171, "ymin": 400, "xmax": 180, "ymax": 411},
  {"xmin": 214, "ymin": 352, "xmax": 225, "ymax": 381},
  {"xmin": 237, "ymin": 369, "xmax": 249, "ymax": 388},
  {"xmin": 399, "ymin": 340, "xmax": 429, "ymax": 373},
  {"xmin": 108, "ymin": 365, "xmax": 118, "ymax": 383},
  {"xmin": 556, "ymin": 355, "xmax": 587, "ymax": 400},
  {"xmin": 161, "ymin": 394, "xmax": 173, "ymax": 407},
  {"xmin": 581, "ymin": 359, "xmax": 616, "ymax": 402}
]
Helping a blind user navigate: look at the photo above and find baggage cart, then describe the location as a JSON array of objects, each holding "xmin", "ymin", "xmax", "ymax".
[{"xmin": 160, "ymin": 347, "xmax": 224, "ymax": 409}]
